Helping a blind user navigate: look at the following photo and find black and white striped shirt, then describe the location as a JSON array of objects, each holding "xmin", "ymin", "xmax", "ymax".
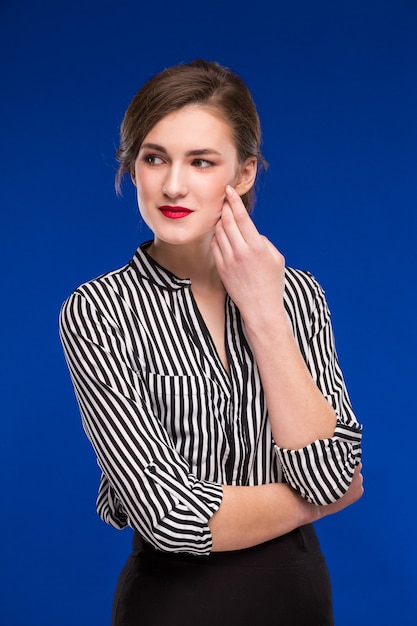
[{"xmin": 59, "ymin": 242, "xmax": 362, "ymax": 555}]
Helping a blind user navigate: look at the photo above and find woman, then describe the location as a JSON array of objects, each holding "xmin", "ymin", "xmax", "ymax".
[{"xmin": 60, "ymin": 59, "xmax": 363, "ymax": 625}]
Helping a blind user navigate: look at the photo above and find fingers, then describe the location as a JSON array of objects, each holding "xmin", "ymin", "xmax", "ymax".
[
  {"xmin": 213, "ymin": 185, "xmax": 283, "ymax": 270},
  {"xmin": 221, "ymin": 185, "xmax": 260, "ymax": 245},
  {"xmin": 210, "ymin": 232, "xmax": 227, "ymax": 272},
  {"xmin": 214, "ymin": 185, "xmax": 264, "ymax": 269},
  {"xmin": 212, "ymin": 209, "xmax": 236, "ymax": 265},
  {"xmin": 211, "ymin": 187, "xmax": 248, "ymax": 268}
]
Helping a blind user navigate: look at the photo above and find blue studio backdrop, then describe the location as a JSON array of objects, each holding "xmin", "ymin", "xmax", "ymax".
[{"xmin": 1, "ymin": 1, "xmax": 416, "ymax": 624}]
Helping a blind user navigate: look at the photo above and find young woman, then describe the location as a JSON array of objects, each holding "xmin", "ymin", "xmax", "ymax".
[{"xmin": 60, "ymin": 59, "xmax": 363, "ymax": 625}]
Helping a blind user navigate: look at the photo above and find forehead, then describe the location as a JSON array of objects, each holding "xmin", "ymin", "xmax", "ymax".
[{"xmin": 143, "ymin": 105, "xmax": 235, "ymax": 148}]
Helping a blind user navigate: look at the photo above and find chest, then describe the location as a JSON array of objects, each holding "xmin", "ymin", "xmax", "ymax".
[
  {"xmin": 123, "ymin": 285, "xmax": 274, "ymax": 483},
  {"xmin": 191, "ymin": 288, "xmax": 230, "ymax": 376}
]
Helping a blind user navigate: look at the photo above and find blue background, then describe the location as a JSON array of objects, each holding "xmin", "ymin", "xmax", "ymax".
[{"xmin": 1, "ymin": 1, "xmax": 416, "ymax": 624}]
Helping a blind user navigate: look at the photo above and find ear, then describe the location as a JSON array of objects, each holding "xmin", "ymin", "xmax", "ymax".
[
  {"xmin": 234, "ymin": 157, "xmax": 257, "ymax": 196},
  {"xmin": 130, "ymin": 169, "xmax": 137, "ymax": 186}
]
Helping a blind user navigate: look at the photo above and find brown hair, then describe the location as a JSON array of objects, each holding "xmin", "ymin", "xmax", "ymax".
[{"xmin": 115, "ymin": 59, "xmax": 267, "ymax": 211}]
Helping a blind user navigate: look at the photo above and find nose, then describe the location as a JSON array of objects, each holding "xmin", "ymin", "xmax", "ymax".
[{"xmin": 162, "ymin": 165, "xmax": 188, "ymax": 199}]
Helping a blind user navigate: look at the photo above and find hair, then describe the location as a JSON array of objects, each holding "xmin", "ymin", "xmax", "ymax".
[{"xmin": 115, "ymin": 59, "xmax": 267, "ymax": 211}]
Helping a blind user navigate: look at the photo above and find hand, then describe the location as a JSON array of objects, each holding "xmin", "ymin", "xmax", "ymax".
[{"xmin": 211, "ymin": 185, "xmax": 285, "ymax": 321}]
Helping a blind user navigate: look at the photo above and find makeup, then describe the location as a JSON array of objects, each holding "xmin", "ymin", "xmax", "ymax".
[{"xmin": 159, "ymin": 206, "xmax": 193, "ymax": 219}]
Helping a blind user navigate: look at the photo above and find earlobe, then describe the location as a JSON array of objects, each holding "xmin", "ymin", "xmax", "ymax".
[
  {"xmin": 234, "ymin": 158, "xmax": 257, "ymax": 196},
  {"xmin": 131, "ymin": 170, "xmax": 136, "ymax": 186}
]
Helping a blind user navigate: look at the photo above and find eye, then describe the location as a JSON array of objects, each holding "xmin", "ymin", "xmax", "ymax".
[
  {"xmin": 142, "ymin": 154, "xmax": 164, "ymax": 165},
  {"xmin": 192, "ymin": 158, "xmax": 214, "ymax": 169}
]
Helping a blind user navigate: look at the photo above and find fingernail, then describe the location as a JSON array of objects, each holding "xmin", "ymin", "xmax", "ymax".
[{"xmin": 225, "ymin": 185, "xmax": 233, "ymax": 196}]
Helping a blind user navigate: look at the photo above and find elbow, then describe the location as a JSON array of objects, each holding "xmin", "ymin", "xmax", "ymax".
[
  {"xmin": 304, "ymin": 456, "xmax": 364, "ymax": 507},
  {"xmin": 278, "ymin": 438, "xmax": 362, "ymax": 506},
  {"xmin": 145, "ymin": 510, "xmax": 214, "ymax": 556}
]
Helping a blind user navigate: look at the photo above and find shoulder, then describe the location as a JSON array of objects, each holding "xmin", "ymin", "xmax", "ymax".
[
  {"xmin": 60, "ymin": 258, "xmax": 137, "ymax": 322},
  {"xmin": 283, "ymin": 267, "xmax": 330, "ymax": 344},
  {"xmin": 284, "ymin": 267, "xmax": 325, "ymax": 312},
  {"xmin": 66, "ymin": 257, "xmax": 137, "ymax": 300}
]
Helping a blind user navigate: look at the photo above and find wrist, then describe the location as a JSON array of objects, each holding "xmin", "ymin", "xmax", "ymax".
[
  {"xmin": 302, "ymin": 500, "xmax": 321, "ymax": 525},
  {"xmin": 243, "ymin": 306, "xmax": 291, "ymax": 338}
]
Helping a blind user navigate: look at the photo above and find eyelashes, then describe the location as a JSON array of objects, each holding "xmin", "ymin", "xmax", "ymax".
[
  {"xmin": 141, "ymin": 154, "xmax": 215, "ymax": 169},
  {"xmin": 142, "ymin": 154, "xmax": 164, "ymax": 166}
]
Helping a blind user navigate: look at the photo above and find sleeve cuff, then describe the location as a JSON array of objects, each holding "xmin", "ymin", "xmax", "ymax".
[
  {"xmin": 275, "ymin": 419, "xmax": 362, "ymax": 505},
  {"xmin": 142, "ymin": 461, "xmax": 223, "ymax": 554}
]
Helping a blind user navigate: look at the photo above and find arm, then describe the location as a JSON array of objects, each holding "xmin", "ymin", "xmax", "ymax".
[
  {"xmin": 59, "ymin": 291, "xmax": 222, "ymax": 555},
  {"xmin": 209, "ymin": 463, "xmax": 363, "ymax": 551},
  {"xmin": 275, "ymin": 270, "xmax": 362, "ymax": 504},
  {"xmin": 209, "ymin": 482, "xmax": 315, "ymax": 551},
  {"xmin": 211, "ymin": 186, "xmax": 362, "ymax": 505},
  {"xmin": 60, "ymin": 289, "xmax": 325, "ymax": 555}
]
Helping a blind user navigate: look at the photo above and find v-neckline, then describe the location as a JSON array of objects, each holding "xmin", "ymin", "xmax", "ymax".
[{"xmin": 187, "ymin": 288, "xmax": 232, "ymax": 389}]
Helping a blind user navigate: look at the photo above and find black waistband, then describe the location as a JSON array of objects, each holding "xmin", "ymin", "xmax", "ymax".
[{"xmin": 132, "ymin": 524, "xmax": 317, "ymax": 566}]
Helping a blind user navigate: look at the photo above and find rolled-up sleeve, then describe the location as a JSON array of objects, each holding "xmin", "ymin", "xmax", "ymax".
[
  {"xmin": 276, "ymin": 272, "xmax": 362, "ymax": 505},
  {"xmin": 59, "ymin": 292, "xmax": 222, "ymax": 555}
]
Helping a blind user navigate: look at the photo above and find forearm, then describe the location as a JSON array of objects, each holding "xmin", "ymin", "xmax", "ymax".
[
  {"xmin": 208, "ymin": 482, "xmax": 318, "ymax": 552},
  {"xmin": 244, "ymin": 310, "xmax": 336, "ymax": 450},
  {"xmin": 212, "ymin": 187, "xmax": 337, "ymax": 450}
]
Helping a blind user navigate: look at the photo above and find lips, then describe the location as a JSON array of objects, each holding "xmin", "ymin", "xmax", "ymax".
[{"xmin": 159, "ymin": 206, "xmax": 192, "ymax": 219}]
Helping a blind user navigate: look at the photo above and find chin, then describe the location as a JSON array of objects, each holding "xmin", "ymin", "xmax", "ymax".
[{"xmin": 156, "ymin": 227, "xmax": 216, "ymax": 248}]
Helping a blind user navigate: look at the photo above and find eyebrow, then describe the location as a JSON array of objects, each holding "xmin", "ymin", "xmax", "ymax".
[{"xmin": 140, "ymin": 143, "xmax": 222, "ymax": 157}]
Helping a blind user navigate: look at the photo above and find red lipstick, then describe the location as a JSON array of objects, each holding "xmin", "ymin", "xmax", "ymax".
[{"xmin": 159, "ymin": 206, "xmax": 192, "ymax": 219}]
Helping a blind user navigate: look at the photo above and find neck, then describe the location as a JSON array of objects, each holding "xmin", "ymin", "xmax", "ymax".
[{"xmin": 146, "ymin": 237, "xmax": 222, "ymax": 290}]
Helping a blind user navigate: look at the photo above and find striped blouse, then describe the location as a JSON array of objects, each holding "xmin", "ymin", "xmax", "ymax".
[{"xmin": 59, "ymin": 241, "xmax": 362, "ymax": 556}]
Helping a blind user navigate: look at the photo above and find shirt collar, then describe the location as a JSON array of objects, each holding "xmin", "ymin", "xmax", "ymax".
[{"xmin": 130, "ymin": 241, "xmax": 192, "ymax": 291}]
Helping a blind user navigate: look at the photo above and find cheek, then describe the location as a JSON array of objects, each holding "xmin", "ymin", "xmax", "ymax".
[
  {"xmin": 204, "ymin": 172, "xmax": 232, "ymax": 201},
  {"xmin": 135, "ymin": 185, "xmax": 152, "ymax": 217},
  {"xmin": 135, "ymin": 176, "xmax": 156, "ymax": 206},
  {"xmin": 211, "ymin": 196, "xmax": 226, "ymax": 222}
]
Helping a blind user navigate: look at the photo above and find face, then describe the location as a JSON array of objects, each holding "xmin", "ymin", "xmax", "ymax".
[{"xmin": 132, "ymin": 105, "xmax": 254, "ymax": 248}]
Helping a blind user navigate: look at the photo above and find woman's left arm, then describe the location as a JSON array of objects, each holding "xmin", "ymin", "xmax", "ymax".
[{"xmin": 211, "ymin": 186, "xmax": 362, "ymax": 505}]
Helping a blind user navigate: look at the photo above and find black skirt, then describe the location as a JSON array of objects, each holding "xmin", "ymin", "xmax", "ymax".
[{"xmin": 112, "ymin": 524, "xmax": 334, "ymax": 626}]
